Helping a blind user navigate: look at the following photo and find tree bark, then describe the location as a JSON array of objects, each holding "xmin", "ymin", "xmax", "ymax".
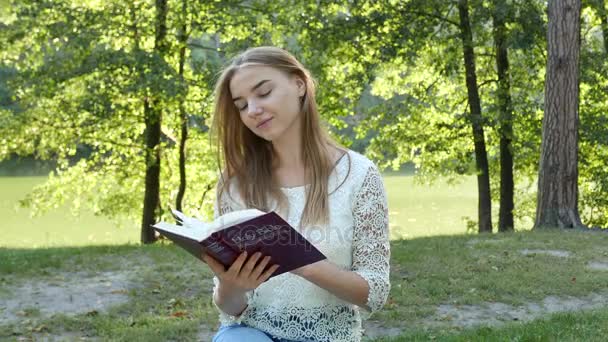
[
  {"xmin": 458, "ymin": 0, "xmax": 493, "ymax": 233},
  {"xmin": 141, "ymin": 0, "xmax": 168, "ymax": 243},
  {"xmin": 175, "ymin": 0, "xmax": 188, "ymax": 215},
  {"xmin": 493, "ymin": 1, "xmax": 514, "ymax": 232},
  {"xmin": 534, "ymin": 0, "xmax": 583, "ymax": 229}
]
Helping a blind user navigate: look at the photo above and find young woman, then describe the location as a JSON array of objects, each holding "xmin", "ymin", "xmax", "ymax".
[{"xmin": 205, "ymin": 46, "xmax": 390, "ymax": 342}]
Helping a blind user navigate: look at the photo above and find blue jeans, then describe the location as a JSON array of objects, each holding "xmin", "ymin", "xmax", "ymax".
[{"xmin": 212, "ymin": 323, "xmax": 308, "ymax": 342}]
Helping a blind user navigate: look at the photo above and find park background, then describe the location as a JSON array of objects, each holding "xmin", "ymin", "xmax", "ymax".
[{"xmin": 1, "ymin": 0, "xmax": 608, "ymax": 341}]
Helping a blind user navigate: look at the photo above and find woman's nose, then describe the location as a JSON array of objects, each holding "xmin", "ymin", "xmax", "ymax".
[{"xmin": 247, "ymin": 101, "xmax": 263, "ymax": 117}]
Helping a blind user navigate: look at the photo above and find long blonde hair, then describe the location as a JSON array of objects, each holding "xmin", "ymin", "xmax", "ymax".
[{"xmin": 211, "ymin": 46, "xmax": 344, "ymax": 227}]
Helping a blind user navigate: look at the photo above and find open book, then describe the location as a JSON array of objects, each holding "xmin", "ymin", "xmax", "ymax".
[{"xmin": 152, "ymin": 209, "xmax": 327, "ymax": 279}]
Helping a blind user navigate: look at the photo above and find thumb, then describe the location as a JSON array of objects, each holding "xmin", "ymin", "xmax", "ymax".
[{"xmin": 203, "ymin": 254, "xmax": 226, "ymax": 275}]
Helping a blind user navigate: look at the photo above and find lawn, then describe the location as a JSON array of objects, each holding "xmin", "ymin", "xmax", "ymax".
[
  {"xmin": 1, "ymin": 174, "xmax": 489, "ymax": 248},
  {"xmin": 384, "ymin": 174, "xmax": 480, "ymax": 239},
  {"xmin": 1, "ymin": 230, "xmax": 607, "ymax": 341},
  {"xmin": 0, "ymin": 177, "xmax": 139, "ymax": 248},
  {"xmin": 1, "ymin": 175, "xmax": 607, "ymax": 341}
]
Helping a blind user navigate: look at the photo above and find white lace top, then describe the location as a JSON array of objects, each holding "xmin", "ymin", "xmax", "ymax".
[{"xmin": 212, "ymin": 150, "xmax": 391, "ymax": 342}]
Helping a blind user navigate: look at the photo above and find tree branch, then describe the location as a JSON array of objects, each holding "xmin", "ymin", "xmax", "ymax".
[
  {"xmin": 406, "ymin": 8, "xmax": 459, "ymax": 28},
  {"xmin": 478, "ymin": 78, "xmax": 498, "ymax": 89}
]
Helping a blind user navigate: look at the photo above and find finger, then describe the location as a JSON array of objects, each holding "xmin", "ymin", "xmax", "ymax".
[
  {"xmin": 258, "ymin": 264, "xmax": 280, "ymax": 283},
  {"xmin": 250, "ymin": 255, "xmax": 271, "ymax": 279},
  {"xmin": 226, "ymin": 251, "xmax": 248, "ymax": 276},
  {"xmin": 203, "ymin": 254, "xmax": 226, "ymax": 275},
  {"xmin": 241, "ymin": 252, "xmax": 263, "ymax": 276}
]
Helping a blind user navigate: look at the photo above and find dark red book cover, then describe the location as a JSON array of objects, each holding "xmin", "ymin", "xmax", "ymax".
[{"xmin": 152, "ymin": 212, "xmax": 326, "ymax": 279}]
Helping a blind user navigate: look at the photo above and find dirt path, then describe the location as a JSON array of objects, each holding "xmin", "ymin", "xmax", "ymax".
[
  {"xmin": 0, "ymin": 271, "xmax": 131, "ymax": 326},
  {"xmin": 428, "ymin": 292, "xmax": 608, "ymax": 328}
]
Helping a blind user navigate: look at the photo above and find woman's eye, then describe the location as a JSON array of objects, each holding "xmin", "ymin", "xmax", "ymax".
[
  {"xmin": 234, "ymin": 102, "xmax": 247, "ymax": 111},
  {"xmin": 259, "ymin": 90, "xmax": 272, "ymax": 97}
]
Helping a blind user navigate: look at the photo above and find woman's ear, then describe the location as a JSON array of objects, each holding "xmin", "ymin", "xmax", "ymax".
[{"xmin": 295, "ymin": 77, "xmax": 306, "ymax": 97}]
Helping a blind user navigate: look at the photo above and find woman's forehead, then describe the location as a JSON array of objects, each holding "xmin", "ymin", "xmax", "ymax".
[{"xmin": 230, "ymin": 65, "xmax": 285, "ymax": 93}]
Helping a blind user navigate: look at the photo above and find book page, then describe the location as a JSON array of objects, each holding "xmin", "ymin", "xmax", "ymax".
[
  {"xmin": 153, "ymin": 208, "xmax": 266, "ymax": 241},
  {"xmin": 206, "ymin": 209, "xmax": 266, "ymax": 235}
]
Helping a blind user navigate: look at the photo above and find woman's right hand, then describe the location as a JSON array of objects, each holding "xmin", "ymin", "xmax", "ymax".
[{"xmin": 203, "ymin": 251, "xmax": 279, "ymax": 296}]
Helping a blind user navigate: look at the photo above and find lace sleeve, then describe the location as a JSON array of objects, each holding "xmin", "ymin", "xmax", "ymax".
[
  {"xmin": 351, "ymin": 165, "xmax": 391, "ymax": 316},
  {"xmin": 211, "ymin": 181, "xmax": 253, "ymax": 325}
]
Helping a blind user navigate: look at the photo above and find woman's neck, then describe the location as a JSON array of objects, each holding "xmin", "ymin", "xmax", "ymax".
[
  {"xmin": 272, "ymin": 137, "xmax": 304, "ymax": 171},
  {"xmin": 271, "ymin": 113, "xmax": 306, "ymax": 170}
]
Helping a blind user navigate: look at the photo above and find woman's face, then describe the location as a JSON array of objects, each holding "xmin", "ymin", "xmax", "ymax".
[{"xmin": 230, "ymin": 65, "xmax": 306, "ymax": 142}]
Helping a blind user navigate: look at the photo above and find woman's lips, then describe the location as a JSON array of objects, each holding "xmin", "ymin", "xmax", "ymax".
[{"xmin": 257, "ymin": 117, "xmax": 273, "ymax": 128}]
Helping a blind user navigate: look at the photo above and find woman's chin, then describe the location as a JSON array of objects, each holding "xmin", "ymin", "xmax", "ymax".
[
  {"xmin": 255, "ymin": 128, "xmax": 282, "ymax": 142},
  {"xmin": 255, "ymin": 132, "xmax": 275, "ymax": 142}
]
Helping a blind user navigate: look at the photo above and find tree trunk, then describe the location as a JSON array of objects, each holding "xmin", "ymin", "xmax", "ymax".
[
  {"xmin": 493, "ymin": 1, "xmax": 514, "ymax": 232},
  {"xmin": 141, "ymin": 0, "xmax": 168, "ymax": 243},
  {"xmin": 534, "ymin": 0, "xmax": 583, "ymax": 229},
  {"xmin": 141, "ymin": 101, "xmax": 162, "ymax": 243},
  {"xmin": 175, "ymin": 0, "xmax": 188, "ymax": 214},
  {"xmin": 458, "ymin": 0, "xmax": 493, "ymax": 233}
]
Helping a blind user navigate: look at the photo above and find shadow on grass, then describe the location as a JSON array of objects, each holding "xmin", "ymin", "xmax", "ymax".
[
  {"xmin": 2, "ymin": 230, "xmax": 608, "ymax": 341},
  {"xmin": 0, "ymin": 242, "xmax": 218, "ymax": 341}
]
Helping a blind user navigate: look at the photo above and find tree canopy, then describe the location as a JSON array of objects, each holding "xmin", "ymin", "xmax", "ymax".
[{"xmin": 1, "ymin": 0, "xmax": 607, "ymax": 237}]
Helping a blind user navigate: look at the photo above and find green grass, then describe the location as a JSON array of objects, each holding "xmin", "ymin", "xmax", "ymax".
[
  {"xmin": 1, "ymin": 230, "xmax": 607, "ymax": 341},
  {"xmin": 2, "ymin": 174, "xmax": 497, "ymax": 247},
  {"xmin": 379, "ymin": 231, "xmax": 608, "ymax": 325},
  {"xmin": 2, "ymin": 176, "xmax": 608, "ymax": 340},
  {"xmin": 384, "ymin": 174, "xmax": 479, "ymax": 239},
  {"xmin": 384, "ymin": 174, "xmax": 535, "ymax": 239},
  {"xmin": 377, "ymin": 308, "xmax": 608, "ymax": 341},
  {"xmin": 0, "ymin": 177, "xmax": 139, "ymax": 248},
  {"xmin": 0, "ymin": 243, "xmax": 218, "ymax": 341}
]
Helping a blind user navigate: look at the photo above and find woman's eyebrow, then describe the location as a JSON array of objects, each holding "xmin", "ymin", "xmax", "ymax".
[{"xmin": 232, "ymin": 79, "xmax": 271, "ymax": 101}]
